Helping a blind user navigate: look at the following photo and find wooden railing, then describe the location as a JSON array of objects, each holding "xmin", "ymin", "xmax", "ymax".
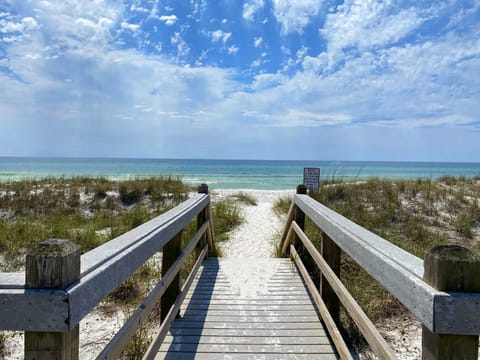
[
  {"xmin": 280, "ymin": 184, "xmax": 480, "ymax": 360},
  {"xmin": 0, "ymin": 184, "xmax": 215, "ymax": 360}
]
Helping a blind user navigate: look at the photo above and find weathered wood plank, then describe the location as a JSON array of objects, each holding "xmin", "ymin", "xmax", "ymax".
[
  {"xmin": 169, "ymin": 321, "xmax": 325, "ymax": 330},
  {"xmin": 0, "ymin": 272, "xmax": 24, "ymax": 289},
  {"xmin": 67, "ymin": 194, "xmax": 210, "ymax": 328},
  {"xmin": 183, "ymin": 299, "xmax": 315, "ymax": 306},
  {"xmin": 0, "ymin": 289, "xmax": 68, "ymax": 331},
  {"xmin": 422, "ymin": 246, "xmax": 480, "ymax": 359},
  {"xmin": 97, "ymin": 222, "xmax": 209, "ymax": 359},
  {"xmin": 163, "ymin": 335, "xmax": 331, "ymax": 345},
  {"xmin": 291, "ymin": 223, "xmax": 396, "ymax": 359},
  {"xmin": 172, "ymin": 315, "xmax": 320, "ymax": 322},
  {"xmin": 25, "ymin": 239, "xmax": 80, "ymax": 360},
  {"xmin": 294, "ymin": 194, "xmax": 436, "ymax": 331},
  {"xmin": 142, "ymin": 245, "xmax": 208, "ymax": 360},
  {"xmin": 291, "ymin": 245, "xmax": 352, "ymax": 360},
  {"xmin": 155, "ymin": 353, "xmax": 337, "ymax": 360},
  {"xmin": 181, "ymin": 310, "xmax": 319, "ymax": 317},
  {"xmin": 158, "ymin": 257, "xmax": 335, "ymax": 358},
  {"xmin": 81, "ymin": 194, "xmax": 209, "ymax": 276},
  {"xmin": 181, "ymin": 304, "xmax": 316, "ymax": 311},
  {"xmin": 158, "ymin": 343, "xmax": 335, "ymax": 353},
  {"xmin": 167, "ymin": 328, "xmax": 327, "ymax": 337}
]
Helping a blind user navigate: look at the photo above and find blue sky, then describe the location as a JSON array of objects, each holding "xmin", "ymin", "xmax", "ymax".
[{"xmin": 0, "ymin": 0, "xmax": 479, "ymax": 161}]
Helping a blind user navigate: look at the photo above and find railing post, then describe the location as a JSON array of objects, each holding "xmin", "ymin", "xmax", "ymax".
[
  {"xmin": 422, "ymin": 245, "xmax": 480, "ymax": 360},
  {"xmin": 320, "ymin": 233, "xmax": 341, "ymax": 324},
  {"xmin": 197, "ymin": 184, "xmax": 208, "ymax": 257},
  {"xmin": 294, "ymin": 185, "xmax": 321, "ymax": 288},
  {"xmin": 294, "ymin": 184, "xmax": 307, "ymax": 246},
  {"xmin": 24, "ymin": 239, "xmax": 80, "ymax": 360},
  {"xmin": 161, "ymin": 230, "xmax": 182, "ymax": 322}
]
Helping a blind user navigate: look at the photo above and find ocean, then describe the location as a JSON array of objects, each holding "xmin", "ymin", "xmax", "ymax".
[{"xmin": 0, "ymin": 157, "xmax": 479, "ymax": 190}]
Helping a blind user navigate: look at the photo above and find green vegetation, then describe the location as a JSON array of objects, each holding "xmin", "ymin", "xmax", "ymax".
[
  {"xmin": 275, "ymin": 176, "xmax": 480, "ymax": 349},
  {"xmin": 0, "ymin": 177, "xmax": 244, "ymax": 358},
  {"xmin": 227, "ymin": 192, "xmax": 258, "ymax": 206},
  {"xmin": 0, "ymin": 177, "xmax": 189, "ymax": 271},
  {"xmin": 211, "ymin": 198, "xmax": 243, "ymax": 243},
  {"xmin": 272, "ymin": 195, "xmax": 292, "ymax": 217}
]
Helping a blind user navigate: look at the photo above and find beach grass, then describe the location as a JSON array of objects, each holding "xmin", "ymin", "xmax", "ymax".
[
  {"xmin": 227, "ymin": 192, "xmax": 258, "ymax": 206},
  {"xmin": 0, "ymin": 177, "xmax": 246, "ymax": 358},
  {"xmin": 274, "ymin": 176, "xmax": 480, "ymax": 349}
]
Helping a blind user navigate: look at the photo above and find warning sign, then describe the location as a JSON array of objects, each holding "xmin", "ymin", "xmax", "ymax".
[{"xmin": 303, "ymin": 167, "xmax": 320, "ymax": 191}]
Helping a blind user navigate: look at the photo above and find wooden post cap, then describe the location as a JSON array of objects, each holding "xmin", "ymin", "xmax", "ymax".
[
  {"xmin": 26, "ymin": 239, "xmax": 80, "ymax": 289},
  {"xmin": 31, "ymin": 239, "xmax": 80, "ymax": 257},
  {"xmin": 424, "ymin": 245, "xmax": 480, "ymax": 292},
  {"xmin": 198, "ymin": 184, "xmax": 209, "ymax": 194},
  {"xmin": 296, "ymin": 184, "xmax": 307, "ymax": 194}
]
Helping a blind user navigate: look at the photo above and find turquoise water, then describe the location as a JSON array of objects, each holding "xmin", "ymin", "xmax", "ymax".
[{"xmin": 0, "ymin": 157, "xmax": 479, "ymax": 190}]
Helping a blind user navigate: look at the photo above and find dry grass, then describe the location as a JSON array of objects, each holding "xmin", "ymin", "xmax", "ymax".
[
  {"xmin": 0, "ymin": 177, "xmax": 246, "ymax": 359},
  {"xmin": 275, "ymin": 176, "xmax": 480, "ymax": 350}
]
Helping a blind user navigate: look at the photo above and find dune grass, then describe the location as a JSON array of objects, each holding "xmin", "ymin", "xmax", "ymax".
[
  {"xmin": 227, "ymin": 192, "xmax": 258, "ymax": 206},
  {"xmin": 274, "ymin": 176, "xmax": 480, "ymax": 349},
  {"xmin": 0, "ymin": 177, "xmax": 244, "ymax": 359}
]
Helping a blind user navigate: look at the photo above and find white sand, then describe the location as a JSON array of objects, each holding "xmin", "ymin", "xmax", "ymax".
[
  {"xmin": 212, "ymin": 189, "xmax": 423, "ymax": 360},
  {"xmin": 212, "ymin": 189, "xmax": 293, "ymax": 258},
  {"xmin": 1, "ymin": 189, "xmax": 424, "ymax": 359}
]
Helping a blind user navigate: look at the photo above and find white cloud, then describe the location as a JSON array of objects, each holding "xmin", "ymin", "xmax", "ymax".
[
  {"xmin": 120, "ymin": 22, "xmax": 140, "ymax": 32},
  {"xmin": 171, "ymin": 32, "xmax": 190, "ymax": 59},
  {"xmin": 254, "ymin": 37, "xmax": 263, "ymax": 48},
  {"xmin": 227, "ymin": 44, "xmax": 239, "ymax": 55},
  {"xmin": 272, "ymin": 0, "xmax": 323, "ymax": 35},
  {"xmin": 1, "ymin": 17, "xmax": 39, "ymax": 33},
  {"xmin": 159, "ymin": 15, "xmax": 177, "ymax": 26},
  {"xmin": 321, "ymin": 0, "xmax": 429, "ymax": 54},
  {"xmin": 130, "ymin": 4, "xmax": 149, "ymax": 13},
  {"xmin": 244, "ymin": 109, "xmax": 352, "ymax": 127},
  {"xmin": 371, "ymin": 115, "xmax": 477, "ymax": 128},
  {"xmin": 243, "ymin": 0, "xmax": 264, "ymax": 22},
  {"xmin": 210, "ymin": 29, "xmax": 231, "ymax": 44}
]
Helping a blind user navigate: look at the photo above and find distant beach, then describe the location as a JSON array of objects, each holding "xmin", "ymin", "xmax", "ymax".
[{"xmin": 1, "ymin": 157, "xmax": 480, "ymax": 190}]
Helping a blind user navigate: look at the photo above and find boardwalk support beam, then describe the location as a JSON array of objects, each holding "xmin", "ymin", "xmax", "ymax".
[
  {"xmin": 25, "ymin": 239, "xmax": 80, "ymax": 360},
  {"xmin": 321, "ymin": 233, "xmax": 341, "ymax": 324},
  {"xmin": 161, "ymin": 231, "xmax": 183, "ymax": 322},
  {"xmin": 422, "ymin": 245, "xmax": 480, "ymax": 360},
  {"xmin": 197, "ymin": 184, "xmax": 209, "ymax": 258}
]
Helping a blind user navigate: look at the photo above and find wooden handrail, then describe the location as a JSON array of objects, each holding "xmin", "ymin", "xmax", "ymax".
[
  {"xmin": 0, "ymin": 184, "xmax": 215, "ymax": 359},
  {"xmin": 281, "ymin": 188, "xmax": 480, "ymax": 359},
  {"xmin": 97, "ymin": 221, "xmax": 210, "ymax": 359},
  {"xmin": 142, "ymin": 244, "xmax": 208, "ymax": 360},
  {"xmin": 285, "ymin": 222, "xmax": 396, "ymax": 359},
  {"xmin": 289, "ymin": 245, "xmax": 353, "ymax": 360}
]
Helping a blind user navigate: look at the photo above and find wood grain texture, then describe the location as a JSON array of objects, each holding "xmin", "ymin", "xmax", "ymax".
[
  {"xmin": 156, "ymin": 258, "xmax": 336, "ymax": 359},
  {"xmin": 422, "ymin": 246, "xmax": 480, "ymax": 360},
  {"xmin": 25, "ymin": 239, "xmax": 80, "ymax": 360},
  {"xmin": 291, "ymin": 245, "xmax": 353, "ymax": 360},
  {"xmin": 294, "ymin": 194, "xmax": 435, "ymax": 330},
  {"xmin": 291, "ymin": 223, "xmax": 396, "ymax": 359},
  {"xmin": 67, "ymin": 194, "xmax": 210, "ymax": 327},
  {"xmin": 143, "ymin": 245, "xmax": 208, "ymax": 360},
  {"xmin": 97, "ymin": 222, "xmax": 209, "ymax": 359}
]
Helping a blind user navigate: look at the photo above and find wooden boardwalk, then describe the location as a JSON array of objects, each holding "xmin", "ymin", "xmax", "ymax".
[{"xmin": 156, "ymin": 258, "xmax": 337, "ymax": 359}]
